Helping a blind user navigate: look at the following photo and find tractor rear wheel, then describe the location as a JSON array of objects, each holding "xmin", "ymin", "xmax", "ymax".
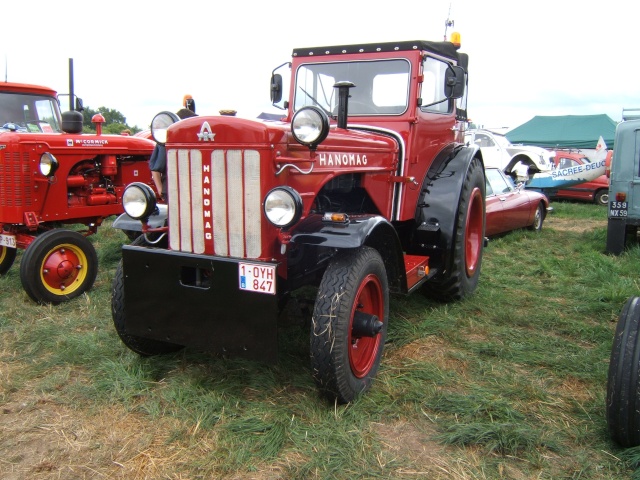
[
  {"xmin": 19, "ymin": 230, "xmax": 98, "ymax": 304},
  {"xmin": 423, "ymin": 157, "xmax": 485, "ymax": 301}
]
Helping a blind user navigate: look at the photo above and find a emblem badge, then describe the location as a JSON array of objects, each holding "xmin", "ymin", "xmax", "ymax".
[{"xmin": 197, "ymin": 122, "xmax": 216, "ymax": 142}]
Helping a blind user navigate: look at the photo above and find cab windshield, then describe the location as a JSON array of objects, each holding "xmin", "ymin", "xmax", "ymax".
[
  {"xmin": 293, "ymin": 59, "xmax": 410, "ymax": 116},
  {"xmin": 0, "ymin": 92, "xmax": 62, "ymax": 133}
]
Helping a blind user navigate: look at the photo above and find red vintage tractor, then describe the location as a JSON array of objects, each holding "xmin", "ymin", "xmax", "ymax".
[
  {"xmin": 112, "ymin": 34, "xmax": 486, "ymax": 403},
  {"xmin": 0, "ymin": 71, "xmax": 155, "ymax": 303}
]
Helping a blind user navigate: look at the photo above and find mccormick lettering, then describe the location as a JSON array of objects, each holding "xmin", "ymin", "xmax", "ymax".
[
  {"xmin": 202, "ymin": 163, "xmax": 213, "ymax": 241},
  {"xmin": 318, "ymin": 153, "xmax": 368, "ymax": 167},
  {"xmin": 75, "ymin": 139, "xmax": 109, "ymax": 146}
]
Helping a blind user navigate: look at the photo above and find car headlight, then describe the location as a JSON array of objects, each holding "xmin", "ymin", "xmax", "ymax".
[
  {"xmin": 39, "ymin": 152, "xmax": 59, "ymax": 176},
  {"xmin": 264, "ymin": 186, "xmax": 303, "ymax": 228},
  {"xmin": 291, "ymin": 106, "xmax": 330, "ymax": 149},
  {"xmin": 123, "ymin": 182, "xmax": 157, "ymax": 220},
  {"xmin": 151, "ymin": 111, "xmax": 180, "ymax": 144}
]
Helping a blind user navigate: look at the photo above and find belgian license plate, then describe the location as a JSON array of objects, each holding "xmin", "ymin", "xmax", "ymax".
[
  {"xmin": 609, "ymin": 201, "xmax": 628, "ymax": 217},
  {"xmin": 0, "ymin": 233, "xmax": 16, "ymax": 248},
  {"xmin": 239, "ymin": 262, "xmax": 276, "ymax": 295}
]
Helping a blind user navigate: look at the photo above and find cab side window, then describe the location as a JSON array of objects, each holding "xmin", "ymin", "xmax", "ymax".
[{"xmin": 420, "ymin": 57, "xmax": 451, "ymax": 114}]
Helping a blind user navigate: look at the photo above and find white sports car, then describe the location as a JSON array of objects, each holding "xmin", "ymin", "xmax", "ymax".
[{"xmin": 465, "ymin": 129, "xmax": 555, "ymax": 182}]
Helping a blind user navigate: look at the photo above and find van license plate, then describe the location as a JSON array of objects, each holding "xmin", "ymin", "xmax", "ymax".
[
  {"xmin": 239, "ymin": 263, "xmax": 276, "ymax": 295},
  {"xmin": 609, "ymin": 201, "xmax": 628, "ymax": 217},
  {"xmin": 0, "ymin": 234, "xmax": 16, "ymax": 248}
]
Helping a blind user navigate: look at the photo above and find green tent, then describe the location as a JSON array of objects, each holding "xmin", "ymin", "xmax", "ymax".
[{"xmin": 506, "ymin": 114, "xmax": 617, "ymax": 149}]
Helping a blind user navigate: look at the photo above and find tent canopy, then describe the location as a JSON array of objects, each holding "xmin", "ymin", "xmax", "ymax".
[{"xmin": 506, "ymin": 114, "xmax": 617, "ymax": 149}]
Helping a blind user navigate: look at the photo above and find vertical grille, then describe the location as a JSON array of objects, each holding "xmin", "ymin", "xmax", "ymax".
[
  {"xmin": 167, "ymin": 148, "xmax": 262, "ymax": 258},
  {"xmin": 0, "ymin": 150, "xmax": 32, "ymax": 207}
]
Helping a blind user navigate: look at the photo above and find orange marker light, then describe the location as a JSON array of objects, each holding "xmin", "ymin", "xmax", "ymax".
[{"xmin": 450, "ymin": 32, "xmax": 461, "ymax": 48}]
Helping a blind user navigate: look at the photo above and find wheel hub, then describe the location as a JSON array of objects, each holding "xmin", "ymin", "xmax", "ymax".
[{"xmin": 42, "ymin": 248, "xmax": 82, "ymax": 288}]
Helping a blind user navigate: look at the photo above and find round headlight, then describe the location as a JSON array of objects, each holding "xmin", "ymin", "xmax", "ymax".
[
  {"xmin": 264, "ymin": 187, "xmax": 303, "ymax": 228},
  {"xmin": 39, "ymin": 152, "xmax": 59, "ymax": 176},
  {"xmin": 291, "ymin": 106, "xmax": 330, "ymax": 149},
  {"xmin": 151, "ymin": 111, "xmax": 180, "ymax": 144},
  {"xmin": 123, "ymin": 182, "xmax": 157, "ymax": 220}
]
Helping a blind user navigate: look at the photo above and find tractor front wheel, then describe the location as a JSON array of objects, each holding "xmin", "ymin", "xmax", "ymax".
[
  {"xmin": 0, "ymin": 246, "xmax": 17, "ymax": 275},
  {"xmin": 310, "ymin": 247, "xmax": 388, "ymax": 403},
  {"xmin": 19, "ymin": 230, "xmax": 98, "ymax": 304}
]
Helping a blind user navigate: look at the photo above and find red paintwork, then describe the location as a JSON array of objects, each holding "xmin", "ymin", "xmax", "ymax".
[
  {"xmin": 485, "ymin": 167, "xmax": 549, "ymax": 237},
  {"xmin": 0, "ymin": 82, "xmax": 156, "ymax": 249},
  {"xmin": 551, "ymin": 150, "xmax": 609, "ymax": 204}
]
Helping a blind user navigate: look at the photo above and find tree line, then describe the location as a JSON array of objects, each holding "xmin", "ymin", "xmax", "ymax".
[{"xmin": 81, "ymin": 106, "xmax": 143, "ymax": 134}]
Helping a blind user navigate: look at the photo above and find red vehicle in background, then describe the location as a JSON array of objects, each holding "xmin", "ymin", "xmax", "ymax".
[
  {"xmin": 485, "ymin": 167, "xmax": 550, "ymax": 236},
  {"xmin": 548, "ymin": 150, "xmax": 609, "ymax": 206},
  {"xmin": 0, "ymin": 62, "xmax": 156, "ymax": 304}
]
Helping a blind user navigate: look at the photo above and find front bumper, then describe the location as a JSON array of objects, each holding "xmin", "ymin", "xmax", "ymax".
[{"xmin": 122, "ymin": 245, "xmax": 279, "ymax": 362}]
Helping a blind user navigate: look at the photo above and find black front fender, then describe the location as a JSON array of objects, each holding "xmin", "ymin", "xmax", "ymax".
[{"xmin": 290, "ymin": 214, "xmax": 405, "ymax": 291}]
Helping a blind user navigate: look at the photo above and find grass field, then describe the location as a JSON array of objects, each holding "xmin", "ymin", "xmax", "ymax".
[{"xmin": 1, "ymin": 202, "xmax": 640, "ymax": 479}]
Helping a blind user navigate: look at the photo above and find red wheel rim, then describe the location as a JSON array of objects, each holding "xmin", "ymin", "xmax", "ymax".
[
  {"xmin": 465, "ymin": 187, "xmax": 484, "ymax": 277},
  {"xmin": 40, "ymin": 243, "xmax": 88, "ymax": 295},
  {"xmin": 348, "ymin": 273, "xmax": 384, "ymax": 378}
]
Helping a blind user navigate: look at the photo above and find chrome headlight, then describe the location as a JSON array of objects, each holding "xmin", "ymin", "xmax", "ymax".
[
  {"xmin": 123, "ymin": 182, "xmax": 157, "ymax": 220},
  {"xmin": 264, "ymin": 186, "xmax": 303, "ymax": 228},
  {"xmin": 39, "ymin": 152, "xmax": 59, "ymax": 176},
  {"xmin": 291, "ymin": 106, "xmax": 329, "ymax": 149},
  {"xmin": 151, "ymin": 111, "xmax": 180, "ymax": 144}
]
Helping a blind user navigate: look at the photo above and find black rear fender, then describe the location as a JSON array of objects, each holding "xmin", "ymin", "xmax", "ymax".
[{"xmin": 412, "ymin": 144, "xmax": 483, "ymax": 271}]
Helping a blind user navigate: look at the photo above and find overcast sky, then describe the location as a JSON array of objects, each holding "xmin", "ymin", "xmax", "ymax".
[{"xmin": 1, "ymin": 0, "xmax": 637, "ymax": 132}]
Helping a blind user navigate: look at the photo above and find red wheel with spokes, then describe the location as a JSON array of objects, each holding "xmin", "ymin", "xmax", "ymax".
[
  {"xmin": 311, "ymin": 247, "xmax": 389, "ymax": 403},
  {"xmin": 19, "ymin": 230, "xmax": 98, "ymax": 304}
]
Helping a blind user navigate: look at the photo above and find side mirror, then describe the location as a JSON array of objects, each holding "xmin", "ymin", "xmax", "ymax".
[
  {"xmin": 270, "ymin": 73, "xmax": 283, "ymax": 104},
  {"xmin": 75, "ymin": 97, "xmax": 84, "ymax": 112},
  {"xmin": 270, "ymin": 62, "xmax": 291, "ymax": 111},
  {"xmin": 444, "ymin": 65, "xmax": 466, "ymax": 99}
]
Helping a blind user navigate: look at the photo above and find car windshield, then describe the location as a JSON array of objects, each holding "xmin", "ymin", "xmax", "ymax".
[
  {"xmin": 0, "ymin": 92, "xmax": 62, "ymax": 133},
  {"xmin": 293, "ymin": 59, "xmax": 410, "ymax": 116},
  {"xmin": 492, "ymin": 134, "xmax": 512, "ymax": 148},
  {"xmin": 485, "ymin": 168, "xmax": 513, "ymax": 194}
]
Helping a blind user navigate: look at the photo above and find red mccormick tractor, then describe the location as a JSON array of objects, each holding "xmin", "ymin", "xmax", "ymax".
[
  {"xmin": 112, "ymin": 36, "xmax": 485, "ymax": 403},
  {"xmin": 0, "ymin": 81, "xmax": 155, "ymax": 303}
]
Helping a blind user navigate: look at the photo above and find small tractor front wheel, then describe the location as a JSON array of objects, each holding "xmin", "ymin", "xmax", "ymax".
[
  {"xmin": 19, "ymin": 230, "xmax": 98, "ymax": 304},
  {"xmin": 0, "ymin": 246, "xmax": 17, "ymax": 275},
  {"xmin": 310, "ymin": 247, "xmax": 388, "ymax": 403},
  {"xmin": 607, "ymin": 296, "xmax": 640, "ymax": 447}
]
